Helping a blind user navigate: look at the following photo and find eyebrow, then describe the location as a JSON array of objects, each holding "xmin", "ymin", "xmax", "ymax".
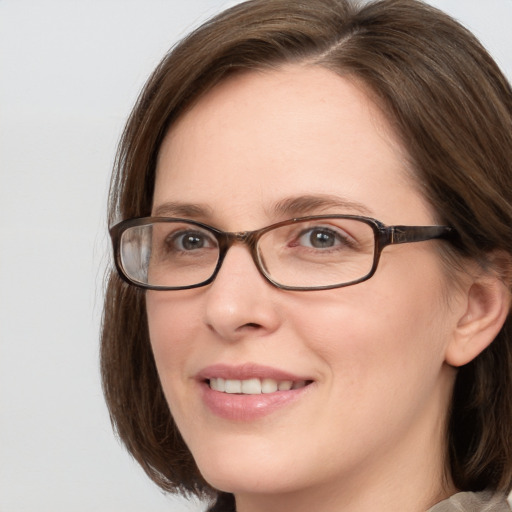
[
  {"xmin": 269, "ymin": 194, "xmax": 374, "ymax": 218},
  {"xmin": 151, "ymin": 194, "xmax": 373, "ymax": 222},
  {"xmin": 152, "ymin": 201, "xmax": 213, "ymax": 218}
]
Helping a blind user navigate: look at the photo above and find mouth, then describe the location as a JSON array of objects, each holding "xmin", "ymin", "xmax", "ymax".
[
  {"xmin": 197, "ymin": 364, "xmax": 314, "ymax": 419},
  {"xmin": 207, "ymin": 377, "xmax": 312, "ymax": 394}
]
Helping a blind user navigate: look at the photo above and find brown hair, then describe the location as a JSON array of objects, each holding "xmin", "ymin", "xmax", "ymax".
[{"xmin": 101, "ymin": 0, "xmax": 512, "ymax": 507}]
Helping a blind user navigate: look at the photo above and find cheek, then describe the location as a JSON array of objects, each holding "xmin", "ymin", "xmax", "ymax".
[
  {"xmin": 145, "ymin": 291, "xmax": 202, "ymax": 392},
  {"xmin": 288, "ymin": 259, "xmax": 452, "ymax": 399}
]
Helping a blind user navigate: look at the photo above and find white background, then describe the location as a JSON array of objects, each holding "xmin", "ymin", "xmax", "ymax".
[{"xmin": 1, "ymin": 1, "xmax": 511, "ymax": 511}]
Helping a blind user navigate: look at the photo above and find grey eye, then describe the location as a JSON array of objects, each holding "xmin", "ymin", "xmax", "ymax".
[
  {"xmin": 297, "ymin": 227, "xmax": 345, "ymax": 249},
  {"xmin": 167, "ymin": 230, "xmax": 216, "ymax": 252}
]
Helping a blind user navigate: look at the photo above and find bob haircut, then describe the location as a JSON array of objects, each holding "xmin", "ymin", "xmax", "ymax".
[{"xmin": 102, "ymin": 0, "xmax": 512, "ymax": 509}]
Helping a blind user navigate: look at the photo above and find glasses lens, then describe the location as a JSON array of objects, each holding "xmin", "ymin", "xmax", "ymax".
[
  {"xmin": 119, "ymin": 221, "xmax": 220, "ymax": 288},
  {"xmin": 257, "ymin": 217, "xmax": 376, "ymax": 288}
]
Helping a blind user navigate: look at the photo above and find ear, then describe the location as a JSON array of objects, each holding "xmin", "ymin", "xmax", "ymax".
[{"xmin": 445, "ymin": 260, "xmax": 511, "ymax": 367}]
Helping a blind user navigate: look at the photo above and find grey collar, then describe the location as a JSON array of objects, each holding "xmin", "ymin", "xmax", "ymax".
[{"xmin": 427, "ymin": 491, "xmax": 511, "ymax": 512}]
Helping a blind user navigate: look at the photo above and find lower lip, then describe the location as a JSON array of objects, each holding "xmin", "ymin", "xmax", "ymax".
[{"xmin": 200, "ymin": 381, "xmax": 311, "ymax": 421}]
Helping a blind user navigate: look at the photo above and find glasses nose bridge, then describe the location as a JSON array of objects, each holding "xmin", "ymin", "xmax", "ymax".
[
  {"xmin": 217, "ymin": 229, "xmax": 263, "ymax": 272},
  {"xmin": 233, "ymin": 230, "xmax": 251, "ymax": 243},
  {"xmin": 221, "ymin": 228, "xmax": 260, "ymax": 247}
]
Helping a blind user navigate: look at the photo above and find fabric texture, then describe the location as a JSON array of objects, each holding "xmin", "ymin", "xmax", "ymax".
[
  {"xmin": 208, "ymin": 490, "xmax": 511, "ymax": 511},
  {"xmin": 428, "ymin": 491, "xmax": 511, "ymax": 512}
]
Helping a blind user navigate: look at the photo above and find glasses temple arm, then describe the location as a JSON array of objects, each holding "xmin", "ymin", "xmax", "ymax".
[{"xmin": 387, "ymin": 225, "xmax": 455, "ymax": 245}]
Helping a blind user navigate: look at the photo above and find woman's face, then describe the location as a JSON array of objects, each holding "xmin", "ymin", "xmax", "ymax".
[{"xmin": 147, "ymin": 66, "xmax": 462, "ymax": 504}]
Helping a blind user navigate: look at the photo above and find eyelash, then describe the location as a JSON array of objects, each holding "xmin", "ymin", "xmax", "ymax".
[
  {"xmin": 165, "ymin": 230, "xmax": 216, "ymax": 252},
  {"xmin": 291, "ymin": 225, "xmax": 356, "ymax": 250}
]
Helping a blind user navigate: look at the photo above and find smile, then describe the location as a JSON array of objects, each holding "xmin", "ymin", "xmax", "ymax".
[
  {"xmin": 197, "ymin": 364, "xmax": 314, "ymax": 420},
  {"xmin": 208, "ymin": 377, "xmax": 309, "ymax": 394}
]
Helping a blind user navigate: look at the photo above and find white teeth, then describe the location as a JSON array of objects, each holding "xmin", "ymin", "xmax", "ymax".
[
  {"xmin": 208, "ymin": 377, "xmax": 308, "ymax": 394},
  {"xmin": 210, "ymin": 377, "xmax": 225, "ymax": 392},
  {"xmin": 261, "ymin": 378, "xmax": 278, "ymax": 393},
  {"xmin": 225, "ymin": 379, "xmax": 242, "ymax": 393},
  {"xmin": 278, "ymin": 380, "xmax": 293, "ymax": 391},
  {"xmin": 241, "ymin": 378, "xmax": 261, "ymax": 394}
]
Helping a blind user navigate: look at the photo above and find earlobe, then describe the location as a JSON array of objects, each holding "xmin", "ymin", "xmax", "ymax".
[{"xmin": 445, "ymin": 271, "xmax": 511, "ymax": 368}]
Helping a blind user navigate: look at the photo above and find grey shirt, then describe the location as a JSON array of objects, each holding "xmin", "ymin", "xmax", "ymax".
[{"xmin": 428, "ymin": 491, "xmax": 511, "ymax": 512}]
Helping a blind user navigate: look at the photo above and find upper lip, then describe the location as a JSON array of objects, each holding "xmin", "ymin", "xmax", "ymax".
[{"xmin": 196, "ymin": 363, "xmax": 311, "ymax": 382}]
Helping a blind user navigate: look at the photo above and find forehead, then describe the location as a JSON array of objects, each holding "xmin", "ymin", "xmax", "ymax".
[{"xmin": 154, "ymin": 65, "xmax": 431, "ymax": 227}]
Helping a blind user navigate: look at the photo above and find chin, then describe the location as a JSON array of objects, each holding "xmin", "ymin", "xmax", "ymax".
[
  {"xmin": 200, "ymin": 465, "xmax": 304, "ymax": 496},
  {"xmin": 189, "ymin": 436, "xmax": 311, "ymax": 495}
]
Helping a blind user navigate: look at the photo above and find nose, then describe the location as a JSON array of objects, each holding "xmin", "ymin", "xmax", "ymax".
[{"xmin": 203, "ymin": 244, "xmax": 281, "ymax": 342}]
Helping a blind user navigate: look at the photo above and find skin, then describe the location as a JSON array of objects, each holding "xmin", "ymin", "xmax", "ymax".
[{"xmin": 146, "ymin": 65, "xmax": 477, "ymax": 512}]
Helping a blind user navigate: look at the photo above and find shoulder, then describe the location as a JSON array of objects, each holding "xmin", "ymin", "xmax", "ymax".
[{"xmin": 428, "ymin": 491, "xmax": 511, "ymax": 512}]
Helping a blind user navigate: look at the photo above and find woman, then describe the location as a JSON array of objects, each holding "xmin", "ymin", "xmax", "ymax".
[{"xmin": 102, "ymin": 0, "xmax": 512, "ymax": 510}]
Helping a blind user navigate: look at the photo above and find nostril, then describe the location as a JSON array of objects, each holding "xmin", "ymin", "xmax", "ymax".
[{"xmin": 241, "ymin": 322, "xmax": 261, "ymax": 329}]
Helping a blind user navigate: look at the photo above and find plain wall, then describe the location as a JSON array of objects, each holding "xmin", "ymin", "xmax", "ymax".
[{"xmin": 1, "ymin": 1, "xmax": 511, "ymax": 511}]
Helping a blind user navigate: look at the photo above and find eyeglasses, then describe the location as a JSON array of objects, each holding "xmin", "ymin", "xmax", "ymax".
[{"xmin": 110, "ymin": 215, "xmax": 455, "ymax": 291}]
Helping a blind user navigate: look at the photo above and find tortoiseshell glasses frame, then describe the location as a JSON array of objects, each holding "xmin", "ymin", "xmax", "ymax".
[{"xmin": 110, "ymin": 214, "xmax": 455, "ymax": 291}]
